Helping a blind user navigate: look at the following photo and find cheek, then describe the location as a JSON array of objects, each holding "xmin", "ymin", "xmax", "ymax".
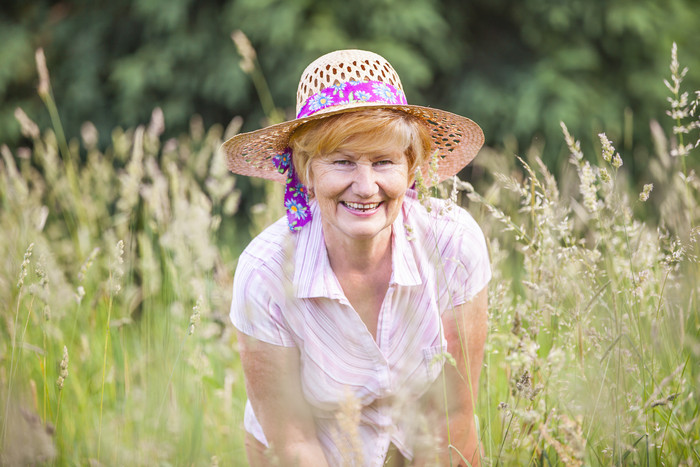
[
  {"xmin": 386, "ymin": 170, "xmax": 411, "ymax": 196},
  {"xmin": 308, "ymin": 160, "xmax": 334, "ymax": 189},
  {"xmin": 311, "ymin": 173, "xmax": 346, "ymax": 199}
]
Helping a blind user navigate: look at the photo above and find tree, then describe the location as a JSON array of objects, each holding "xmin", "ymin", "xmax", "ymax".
[{"xmin": 2, "ymin": 0, "xmax": 698, "ymax": 176}]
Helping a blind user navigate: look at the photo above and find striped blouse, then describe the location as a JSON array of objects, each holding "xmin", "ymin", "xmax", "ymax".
[{"xmin": 231, "ymin": 189, "xmax": 491, "ymax": 466}]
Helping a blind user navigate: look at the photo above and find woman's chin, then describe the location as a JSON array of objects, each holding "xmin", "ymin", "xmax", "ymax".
[
  {"xmin": 340, "ymin": 222, "xmax": 393, "ymax": 242},
  {"xmin": 336, "ymin": 210, "xmax": 389, "ymax": 239}
]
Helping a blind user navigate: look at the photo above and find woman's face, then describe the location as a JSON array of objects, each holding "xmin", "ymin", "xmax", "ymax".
[{"xmin": 309, "ymin": 147, "xmax": 410, "ymax": 245}]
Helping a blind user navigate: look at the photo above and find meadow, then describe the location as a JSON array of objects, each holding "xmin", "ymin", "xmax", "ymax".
[{"xmin": 1, "ymin": 44, "xmax": 698, "ymax": 465}]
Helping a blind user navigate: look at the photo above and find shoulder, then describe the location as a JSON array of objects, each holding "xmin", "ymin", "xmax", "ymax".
[
  {"xmin": 231, "ymin": 216, "xmax": 299, "ymax": 346},
  {"xmin": 235, "ymin": 216, "xmax": 295, "ymax": 287},
  {"xmin": 402, "ymin": 190, "xmax": 486, "ymax": 252},
  {"xmin": 402, "ymin": 190, "xmax": 491, "ymax": 304},
  {"xmin": 238, "ymin": 216, "xmax": 294, "ymax": 265}
]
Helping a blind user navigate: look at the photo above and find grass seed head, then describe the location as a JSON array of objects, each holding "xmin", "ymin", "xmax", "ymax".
[
  {"xmin": 599, "ymin": 133, "xmax": 615, "ymax": 163},
  {"xmin": 14, "ymin": 108, "xmax": 40, "ymax": 140},
  {"xmin": 414, "ymin": 165, "xmax": 431, "ymax": 210},
  {"xmin": 35, "ymin": 48, "xmax": 50, "ymax": 98},
  {"xmin": 78, "ymin": 247, "xmax": 100, "ymax": 283},
  {"xmin": 17, "ymin": 242, "xmax": 34, "ymax": 289},
  {"xmin": 579, "ymin": 161, "xmax": 599, "ymax": 213},
  {"xmin": 231, "ymin": 30, "xmax": 256, "ymax": 74},
  {"xmin": 75, "ymin": 285, "xmax": 85, "ymax": 305},
  {"xmin": 188, "ymin": 296, "xmax": 202, "ymax": 335},
  {"xmin": 56, "ymin": 346, "xmax": 69, "ymax": 390},
  {"xmin": 561, "ymin": 122, "xmax": 583, "ymax": 161},
  {"xmin": 80, "ymin": 121, "xmax": 99, "ymax": 148},
  {"xmin": 109, "ymin": 239, "xmax": 126, "ymax": 295},
  {"xmin": 611, "ymin": 153, "xmax": 623, "ymax": 169},
  {"xmin": 639, "ymin": 183, "xmax": 654, "ymax": 202}
]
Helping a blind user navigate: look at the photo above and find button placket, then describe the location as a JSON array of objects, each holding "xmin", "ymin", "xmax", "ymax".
[{"xmin": 377, "ymin": 284, "xmax": 394, "ymax": 350}]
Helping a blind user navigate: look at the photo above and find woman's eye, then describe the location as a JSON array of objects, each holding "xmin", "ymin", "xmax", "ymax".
[
  {"xmin": 374, "ymin": 160, "xmax": 393, "ymax": 166},
  {"xmin": 333, "ymin": 160, "xmax": 352, "ymax": 166}
]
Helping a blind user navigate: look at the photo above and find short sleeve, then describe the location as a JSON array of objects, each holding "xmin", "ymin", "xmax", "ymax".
[
  {"xmin": 230, "ymin": 252, "xmax": 296, "ymax": 347},
  {"xmin": 446, "ymin": 211, "xmax": 491, "ymax": 308}
]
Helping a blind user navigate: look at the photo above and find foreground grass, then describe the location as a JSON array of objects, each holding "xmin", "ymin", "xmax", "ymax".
[
  {"xmin": 1, "ymin": 45, "xmax": 698, "ymax": 465},
  {"xmin": 1, "ymin": 61, "xmax": 249, "ymax": 462}
]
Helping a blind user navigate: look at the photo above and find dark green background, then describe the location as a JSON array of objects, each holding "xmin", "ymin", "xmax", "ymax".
[{"xmin": 2, "ymin": 0, "xmax": 698, "ymax": 176}]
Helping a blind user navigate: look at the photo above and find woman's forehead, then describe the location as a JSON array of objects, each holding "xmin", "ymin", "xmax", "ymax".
[{"xmin": 329, "ymin": 133, "xmax": 408, "ymax": 154}]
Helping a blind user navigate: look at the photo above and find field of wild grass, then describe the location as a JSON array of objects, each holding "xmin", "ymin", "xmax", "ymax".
[{"xmin": 1, "ymin": 45, "xmax": 698, "ymax": 466}]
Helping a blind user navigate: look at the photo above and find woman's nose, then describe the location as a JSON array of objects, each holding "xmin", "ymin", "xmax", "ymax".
[{"xmin": 352, "ymin": 164, "xmax": 379, "ymax": 197}]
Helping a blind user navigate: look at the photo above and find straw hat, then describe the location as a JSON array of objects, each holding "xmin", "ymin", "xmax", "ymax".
[{"xmin": 221, "ymin": 49, "xmax": 484, "ymax": 184}]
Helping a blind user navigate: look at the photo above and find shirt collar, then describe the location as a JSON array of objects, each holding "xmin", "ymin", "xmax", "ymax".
[
  {"xmin": 293, "ymin": 197, "xmax": 422, "ymax": 299},
  {"xmin": 390, "ymin": 206, "xmax": 422, "ymax": 287},
  {"xmin": 294, "ymin": 202, "xmax": 336, "ymax": 299}
]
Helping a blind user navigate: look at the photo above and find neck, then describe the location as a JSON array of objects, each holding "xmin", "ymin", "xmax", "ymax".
[{"xmin": 323, "ymin": 226, "xmax": 393, "ymax": 274}]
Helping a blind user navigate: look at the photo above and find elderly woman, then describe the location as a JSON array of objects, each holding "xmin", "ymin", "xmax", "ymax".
[{"xmin": 222, "ymin": 50, "xmax": 490, "ymax": 466}]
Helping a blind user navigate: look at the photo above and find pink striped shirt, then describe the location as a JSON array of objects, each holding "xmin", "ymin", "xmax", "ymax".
[{"xmin": 231, "ymin": 189, "xmax": 491, "ymax": 466}]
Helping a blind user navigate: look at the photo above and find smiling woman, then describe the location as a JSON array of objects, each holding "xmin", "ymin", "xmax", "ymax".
[
  {"xmin": 290, "ymin": 110, "xmax": 426, "ymax": 248},
  {"xmin": 221, "ymin": 50, "xmax": 490, "ymax": 466}
]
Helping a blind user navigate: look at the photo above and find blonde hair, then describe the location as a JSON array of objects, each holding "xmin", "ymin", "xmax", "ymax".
[{"xmin": 288, "ymin": 109, "xmax": 432, "ymax": 186}]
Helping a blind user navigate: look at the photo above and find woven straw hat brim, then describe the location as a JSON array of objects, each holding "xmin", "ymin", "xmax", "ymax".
[{"xmin": 222, "ymin": 102, "xmax": 484, "ymax": 185}]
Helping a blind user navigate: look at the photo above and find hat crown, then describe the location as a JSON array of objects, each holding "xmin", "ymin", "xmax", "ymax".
[{"xmin": 296, "ymin": 49, "xmax": 404, "ymax": 115}]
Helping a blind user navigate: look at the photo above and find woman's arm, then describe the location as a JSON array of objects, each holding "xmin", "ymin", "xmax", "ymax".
[
  {"xmin": 444, "ymin": 285, "xmax": 488, "ymax": 466},
  {"xmin": 237, "ymin": 331, "xmax": 330, "ymax": 467},
  {"xmin": 420, "ymin": 286, "xmax": 488, "ymax": 467}
]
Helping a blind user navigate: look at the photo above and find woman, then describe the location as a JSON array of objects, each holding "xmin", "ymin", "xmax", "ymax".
[{"xmin": 222, "ymin": 50, "xmax": 490, "ymax": 466}]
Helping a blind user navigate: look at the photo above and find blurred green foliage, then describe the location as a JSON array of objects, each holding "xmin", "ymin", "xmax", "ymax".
[{"xmin": 2, "ymin": 0, "xmax": 698, "ymax": 177}]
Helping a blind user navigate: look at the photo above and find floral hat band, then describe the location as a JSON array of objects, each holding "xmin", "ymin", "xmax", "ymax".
[{"xmin": 297, "ymin": 81, "xmax": 408, "ymax": 119}]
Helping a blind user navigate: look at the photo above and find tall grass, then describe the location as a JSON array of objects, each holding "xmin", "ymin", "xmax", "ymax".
[
  {"xmin": 0, "ymin": 41, "xmax": 697, "ymax": 465},
  {"xmin": 1, "ymin": 50, "xmax": 247, "ymax": 465},
  {"xmin": 464, "ymin": 43, "xmax": 699, "ymax": 465}
]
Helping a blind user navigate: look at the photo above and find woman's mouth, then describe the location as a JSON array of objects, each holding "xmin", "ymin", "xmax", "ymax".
[{"xmin": 341, "ymin": 201, "xmax": 382, "ymax": 212}]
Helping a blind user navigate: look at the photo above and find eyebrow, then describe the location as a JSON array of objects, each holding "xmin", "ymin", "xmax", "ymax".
[{"xmin": 328, "ymin": 149, "xmax": 404, "ymax": 160}]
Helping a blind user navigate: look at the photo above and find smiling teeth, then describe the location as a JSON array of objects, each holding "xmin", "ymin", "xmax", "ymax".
[{"xmin": 344, "ymin": 201, "xmax": 380, "ymax": 211}]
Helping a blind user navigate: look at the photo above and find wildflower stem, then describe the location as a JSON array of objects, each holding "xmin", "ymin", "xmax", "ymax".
[
  {"xmin": 157, "ymin": 307, "xmax": 196, "ymax": 426},
  {"xmin": 42, "ymin": 325, "xmax": 49, "ymax": 422},
  {"xmin": 486, "ymin": 350, "xmax": 494, "ymax": 460},
  {"xmin": 41, "ymin": 89, "xmax": 74, "ymax": 177},
  {"xmin": 467, "ymin": 189, "xmax": 534, "ymax": 247},
  {"xmin": 97, "ymin": 271, "xmax": 115, "ymax": 461},
  {"xmin": 495, "ymin": 396, "xmax": 520, "ymax": 465},
  {"xmin": 672, "ymin": 84, "xmax": 688, "ymax": 181},
  {"xmin": 1, "ymin": 292, "xmax": 27, "ymax": 448},
  {"xmin": 448, "ymin": 444, "xmax": 471, "ymax": 466},
  {"xmin": 3, "ymin": 244, "xmax": 37, "ymax": 445},
  {"xmin": 667, "ymin": 43, "xmax": 694, "ymax": 228},
  {"xmin": 35, "ymin": 49, "xmax": 85, "ymax": 246},
  {"xmin": 586, "ymin": 348, "xmax": 612, "ymax": 442},
  {"xmin": 157, "ymin": 337, "xmax": 186, "ymax": 426},
  {"xmin": 658, "ymin": 355, "xmax": 690, "ymax": 459},
  {"xmin": 648, "ymin": 268, "xmax": 669, "ymax": 463},
  {"xmin": 231, "ymin": 32, "xmax": 283, "ymax": 124},
  {"xmin": 55, "ymin": 345, "xmax": 69, "ymax": 433},
  {"xmin": 55, "ymin": 391, "xmax": 63, "ymax": 433}
]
